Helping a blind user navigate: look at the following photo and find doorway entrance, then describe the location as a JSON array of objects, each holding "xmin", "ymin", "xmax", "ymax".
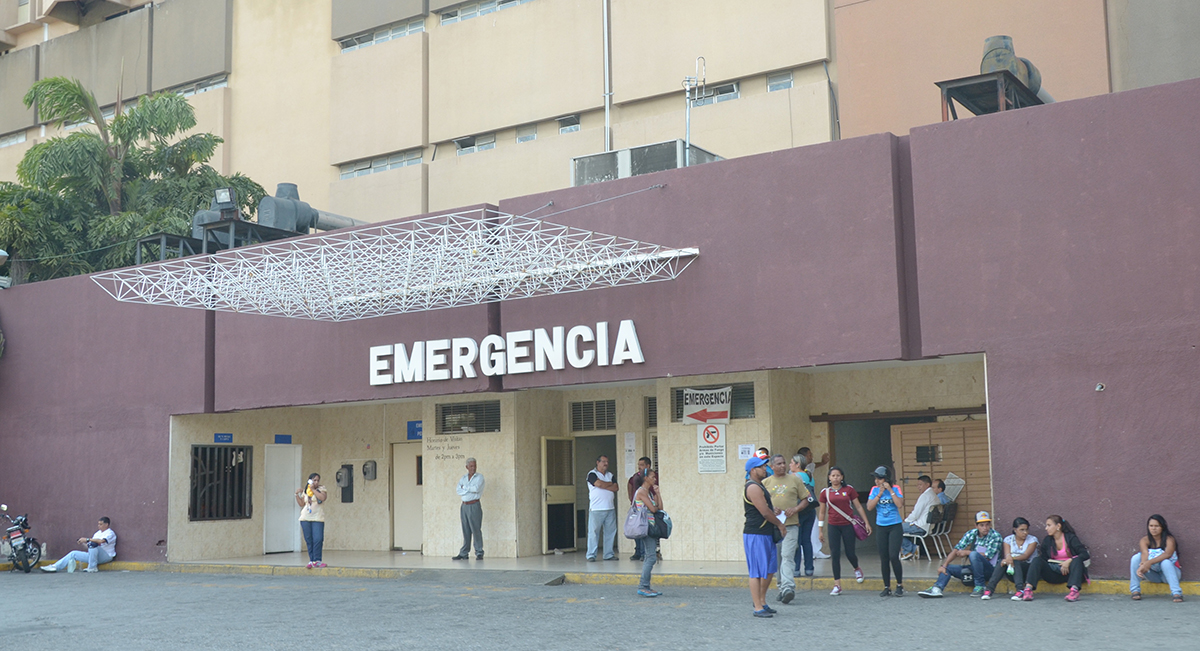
[
  {"xmin": 542, "ymin": 437, "xmax": 576, "ymax": 553},
  {"xmin": 890, "ymin": 420, "xmax": 992, "ymax": 544},
  {"xmin": 264, "ymin": 444, "xmax": 302, "ymax": 554},
  {"xmin": 574, "ymin": 434, "xmax": 618, "ymax": 553},
  {"xmin": 391, "ymin": 442, "xmax": 423, "ymax": 551}
]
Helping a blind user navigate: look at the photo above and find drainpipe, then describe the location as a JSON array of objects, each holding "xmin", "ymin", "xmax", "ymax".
[{"xmin": 602, "ymin": 0, "xmax": 612, "ymax": 152}]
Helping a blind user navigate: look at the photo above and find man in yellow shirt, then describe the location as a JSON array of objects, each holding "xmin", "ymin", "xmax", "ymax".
[{"xmin": 762, "ymin": 454, "xmax": 811, "ymax": 604}]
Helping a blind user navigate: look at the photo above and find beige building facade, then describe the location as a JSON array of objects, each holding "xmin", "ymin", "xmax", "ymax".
[{"xmin": 167, "ymin": 356, "xmax": 985, "ymax": 562}]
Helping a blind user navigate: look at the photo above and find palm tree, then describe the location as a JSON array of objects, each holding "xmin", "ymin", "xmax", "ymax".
[{"xmin": 0, "ymin": 77, "xmax": 264, "ymax": 283}]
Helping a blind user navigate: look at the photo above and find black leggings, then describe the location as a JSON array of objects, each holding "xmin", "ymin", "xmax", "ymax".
[
  {"xmin": 876, "ymin": 523, "xmax": 903, "ymax": 587},
  {"xmin": 1027, "ymin": 555, "xmax": 1085, "ymax": 591},
  {"xmin": 987, "ymin": 559, "xmax": 1031, "ymax": 592},
  {"xmin": 828, "ymin": 524, "xmax": 859, "ymax": 580}
]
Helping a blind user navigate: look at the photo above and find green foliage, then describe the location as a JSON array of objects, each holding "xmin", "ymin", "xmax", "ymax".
[{"xmin": 0, "ymin": 77, "xmax": 266, "ymax": 283}]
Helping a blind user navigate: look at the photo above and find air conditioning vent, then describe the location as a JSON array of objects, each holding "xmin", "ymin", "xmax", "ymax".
[{"xmin": 571, "ymin": 140, "xmax": 722, "ymax": 187}]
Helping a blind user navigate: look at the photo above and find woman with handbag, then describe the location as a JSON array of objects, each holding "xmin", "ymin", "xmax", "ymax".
[
  {"xmin": 818, "ymin": 467, "xmax": 871, "ymax": 595},
  {"xmin": 635, "ymin": 469, "xmax": 663, "ymax": 598},
  {"xmin": 744, "ymin": 456, "xmax": 788, "ymax": 617}
]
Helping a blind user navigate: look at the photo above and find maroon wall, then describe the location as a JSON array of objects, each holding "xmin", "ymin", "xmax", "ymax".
[
  {"xmin": 910, "ymin": 77, "xmax": 1200, "ymax": 576},
  {"xmin": 498, "ymin": 133, "xmax": 909, "ymax": 388},
  {"xmin": 0, "ymin": 273, "xmax": 206, "ymax": 562}
]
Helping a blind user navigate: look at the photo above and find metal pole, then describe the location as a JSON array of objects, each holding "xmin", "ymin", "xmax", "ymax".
[{"xmin": 602, "ymin": 0, "xmax": 612, "ymax": 152}]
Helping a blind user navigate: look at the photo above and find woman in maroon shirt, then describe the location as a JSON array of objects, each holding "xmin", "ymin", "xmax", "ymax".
[{"xmin": 818, "ymin": 467, "xmax": 871, "ymax": 595}]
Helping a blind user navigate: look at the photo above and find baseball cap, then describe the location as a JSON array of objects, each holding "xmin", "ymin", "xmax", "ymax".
[
  {"xmin": 870, "ymin": 465, "xmax": 889, "ymax": 479},
  {"xmin": 745, "ymin": 456, "xmax": 769, "ymax": 473},
  {"xmin": 975, "ymin": 511, "xmax": 992, "ymax": 523}
]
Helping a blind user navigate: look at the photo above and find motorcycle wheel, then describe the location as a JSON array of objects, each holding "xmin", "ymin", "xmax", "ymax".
[
  {"xmin": 14, "ymin": 547, "xmax": 30, "ymax": 573},
  {"xmin": 25, "ymin": 539, "xmax": 42, "ymax": 568}
]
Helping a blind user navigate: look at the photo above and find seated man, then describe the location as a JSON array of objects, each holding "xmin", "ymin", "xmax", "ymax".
[
  {"xmin": 935, "ymin": 479, "xmax": 952, "ymax": 504},
  {"xmin": 41, "ymin": 517, "xmax": 116, "ymax": 573},
  {"xmin": 900, "ymin": 475, "xmax": 937, "ymax": 560},
  {"xmin": 918, "ymin": 511, "xmax": 1002, "ymax": 598}
]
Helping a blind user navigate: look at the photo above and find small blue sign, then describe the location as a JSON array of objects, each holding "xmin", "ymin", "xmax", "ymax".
[
  {"xmin": 407, "ymin": 420, "xmax": 423, "ymax": 440},
  {"xmin": 214, "ymin": 433, "xmax": 233, "ymax": 443},
  {"xmin": 274, "ymin": 434, "xmax": 292, "ymax": 444}
]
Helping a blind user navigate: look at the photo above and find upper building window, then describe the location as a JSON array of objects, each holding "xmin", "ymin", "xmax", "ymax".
[
  {"xmin": 556, "ymin": 115, "xmax": 580, "ymax": 134},
  {"xmin": 516, "ymin": 124, "xmax": 537, "ymax": 143},
  {"xmin": 454, "ymin": 133, "xmax": 495, "ymax": 156},
  {"xmin": 692, "ymin": 82, "xmax": 740, "ymax": 107},
  {"xmin": 767, "ymin": 71, "xmax": 793, "ymax": 92},
  {"xmin": 339, "ymin": 16, "xmax": 425, "ymax": 52},
  {"xmin": 65, "ymin": 106, "xmax": 118, "ymax": 131},
  {"xmin": 339, "ymin": 148, "xmax": 423, "ymax": 180},
  {"xmin": 171, "ymin": 75, "xmax": 229, "ymax": 98},
  {"xmin": 441, "ymin": 0, "xmax": 534, "ymax": 25},
  {"xmin": 0, "ymin": 131, "xmax": 27, "ymax": 149}
]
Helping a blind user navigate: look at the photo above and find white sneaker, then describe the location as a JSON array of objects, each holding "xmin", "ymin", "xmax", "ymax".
[
  {"xmin": 83, "ymin": 568, "xmax": 98, "ymax": 573},
  {"xmin": 918, "ymin": 586, "xmax": 944, "ymax": 598},
  {"xmin": 67, "ymin": 559, "xmax": 77, "ymax": 573},
  {"xmin": 830, "ymin": 585, "xmax": 842, "ymax": 596},
  {"xmin": 40, "ymin": 565, "xmax": 57, "ymax": 573}
]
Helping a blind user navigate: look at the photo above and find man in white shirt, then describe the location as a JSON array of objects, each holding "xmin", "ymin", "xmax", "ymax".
[
  {"xmin": 900, "ymin": 475, "xmax": 936, "ymax": 559},
  {"xmin": 41, "ymin": 517, "xmax": 116, "ymax": 573},
  {"xmin": 586, "ymin": 455, "xmax": 619, "ymax": 561},
  {"xmin": 453, "ymin": 458, "xmax": 486, "ymax": 560}
]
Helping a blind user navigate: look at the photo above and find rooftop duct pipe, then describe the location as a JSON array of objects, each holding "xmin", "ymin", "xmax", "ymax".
[
  {"xmin": 981, "ymin": 35, "xmax": 1054, "ymax": 104},
  {"xmin": 257, "ymin": 183, "xmax": 368, "ymax": 233}
]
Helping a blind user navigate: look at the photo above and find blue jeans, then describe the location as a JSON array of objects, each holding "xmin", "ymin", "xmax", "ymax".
[
  {"xmin": 300, "ymin": 520, "xmax": 325, "ymax": 563},
  {"xmin": 793, "ymin": 507, "xmax": 816, "ymax": 575},
  {"xmin": 53, "ymin": 547, "xmax": 113, "ymax": 571},
  {"xmin": 587, "ymin": 509, "xmax": 617, "ymax": 560},
  {"xmin": 639, "ymin": 536, "xmax": 658, "ymax": 590},
  {"xmin": 934, "ymin": 551, "xmax": 995, "ymax": 589},
  {"xmin": 900, "ymin": 522, "xmax": 927, "ymax": 554},
  {"xmin": 1130, "ymin": 552, "xmax": 1182, "ymax": 595}
]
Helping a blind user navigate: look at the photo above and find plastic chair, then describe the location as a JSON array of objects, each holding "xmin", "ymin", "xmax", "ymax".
[
  {"xmin": 936, "ymin": 501, "xmax": 959, "ymax": 554},
  {"xmin": 903, "ymin": 507, "xmax": 942, "ymax": 560}
]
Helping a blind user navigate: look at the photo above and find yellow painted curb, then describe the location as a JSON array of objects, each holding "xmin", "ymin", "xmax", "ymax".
[{"xmin": 0, "ymin": 560, "xmax": 413, "ymax": 580}]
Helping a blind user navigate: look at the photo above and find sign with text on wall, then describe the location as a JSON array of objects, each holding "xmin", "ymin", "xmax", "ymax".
[
  {"xmin": 697, "ymin": 424, "xmax": 726, "ymax": 474},
  {"xmin": 682, "ymin": 387, "xmax": 732, "ymax": 425},
  {"xmin": 407, "ymin": 421, "xmax": 423, "ymax": 440}
]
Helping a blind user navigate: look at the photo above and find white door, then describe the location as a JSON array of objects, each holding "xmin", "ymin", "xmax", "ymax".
[
  {"xmin": 392, "ymin": 442, "xmax": 423, "ymax": 550},
  {"xmin": 264, "ymin": 444, "xmax": 302, "ymax": 553}
]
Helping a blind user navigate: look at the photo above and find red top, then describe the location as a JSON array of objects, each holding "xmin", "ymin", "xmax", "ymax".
[{"xmin": 819, "ymin": 485, "xmax": 860, "ymax": 526}]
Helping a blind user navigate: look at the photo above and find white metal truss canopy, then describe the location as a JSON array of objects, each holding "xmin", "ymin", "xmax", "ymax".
[{"xmin": 92, "ymin": 208, "xmax": 699, "ymax": 322}]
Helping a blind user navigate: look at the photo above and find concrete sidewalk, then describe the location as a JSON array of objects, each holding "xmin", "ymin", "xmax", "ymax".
[{"xmin": 7, "ymin": 550, "xmax": 1193, "ymax": 597}]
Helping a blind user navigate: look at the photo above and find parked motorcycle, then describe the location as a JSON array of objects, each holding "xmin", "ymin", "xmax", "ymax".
[{"xmin": 1, "ymin": 505, "xmax": 41, "ymax": 573}]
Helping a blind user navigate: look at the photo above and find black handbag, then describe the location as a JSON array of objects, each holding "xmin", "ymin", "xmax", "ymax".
[{"xmin": 649, "ymin": 510, "xmax": 673, "ymax": 539}]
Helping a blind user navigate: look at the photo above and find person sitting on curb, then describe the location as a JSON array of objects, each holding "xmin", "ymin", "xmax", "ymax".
[
  {"xmin": 1016, "ymin": 515, "xmax": 1090, "ymax": 602},
  {"xmin": 41, "ymin": 517, "xmax": 116, "ymax": 573},
  {"xmin": 918, "ymin": 511, "xmax": 1002, "ymax": 598},
  {"xmin": 1130, "ymin": 514, "xmax": 1182, "ymax": 603}
]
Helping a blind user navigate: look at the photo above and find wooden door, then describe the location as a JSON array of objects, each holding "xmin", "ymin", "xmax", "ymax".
[
  {"xmin": 391, "ymin": 442, "xmax": 423, "ymax": 551},
  {"xmin": 890, "ymin": 420, "xmax": 991, "ymax": 544}
]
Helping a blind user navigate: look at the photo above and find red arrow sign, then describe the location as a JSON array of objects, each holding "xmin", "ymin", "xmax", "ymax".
[{"xmin": 688, "ymin": 409, "xmax": 729, "ymax": 423}]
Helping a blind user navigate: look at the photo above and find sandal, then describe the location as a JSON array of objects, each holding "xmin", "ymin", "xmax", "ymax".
[
  {"xmin": 1173, "ymin": 595, "xmax": 1184, "ymax": 603},
  {"xmin": 1130, "ymin": 591, "xmax": 1141, "ymax": 601}
]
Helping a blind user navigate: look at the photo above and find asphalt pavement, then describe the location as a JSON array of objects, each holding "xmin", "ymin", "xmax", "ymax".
[{"xmin": 3, "ymin": 569, "xmax": 1195, "ymax": 650}]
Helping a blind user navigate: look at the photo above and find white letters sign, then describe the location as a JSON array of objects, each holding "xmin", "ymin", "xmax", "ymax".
[
  {"xmin": 697, "ymin": 424, "xmax": 727, "ymax": 474},
  {"xmin": 370, "ymin": 320, "xmax": 644, "ymax": 385}
]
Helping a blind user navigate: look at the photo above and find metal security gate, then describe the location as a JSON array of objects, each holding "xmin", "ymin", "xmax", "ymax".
[{"xmin": 189, "ymin": 445, "xmax": 252, "ymax": 521}]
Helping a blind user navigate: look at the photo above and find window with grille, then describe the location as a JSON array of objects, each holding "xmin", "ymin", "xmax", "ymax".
[
  {"xmin": 437, "ymin": 401, "xmax": 501, "ymax": 433},
  {"xmin": 645, "ymin": 396, "xmax": 657, "ymax": 429},
  {"xmin": 189, "ymin": 446, "xmax": 252, "ymax": 521},
  {"xmin": 571, "ymin": 400, "xmax": 616, "ymax": 431},
  {"xmin": 651, "ymin": 435, "xmax": 659, "ymax": 472},
  {"xmin": 671, "ymin": 382, "xmax": 755, "ymax": 421},
  {"xmin": 441, "ymin": 0, "xmax": 535, "ymax": 25},
  {"xmin": 916, "ymin": 445, "xmax": 941, "ymax": 464},
  {"xmin": 556, "ymin": 114, "xmax": 580, "ymax": 134},
  {"xmin": 545, "ymin": 438, "xmax": 572, "ymax": 485},
  {"xmin": 454, "ymin": 133, "xmax": 495, "ymax": 156}
]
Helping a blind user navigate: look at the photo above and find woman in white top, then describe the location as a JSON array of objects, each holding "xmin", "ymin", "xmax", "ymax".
[
  {"xmin": 982, "ymin": 517, "xmax": 1037, "ymax": 599},
  {"xmin": 295, "ymin": 472, "xmax": 328, "ymax": 569},
  {"xmin": 1130, "ymin": 514, "xmax": 1182, "ymax": 602}
]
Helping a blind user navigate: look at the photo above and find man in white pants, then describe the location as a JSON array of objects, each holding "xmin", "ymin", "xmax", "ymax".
[
  {"xmin": 586, "ymin": 455, "xmax": 619, "ymax": 561},
  {"xmin": 42, "ymin": 517, "xmax": 116, "ymax": 573}
]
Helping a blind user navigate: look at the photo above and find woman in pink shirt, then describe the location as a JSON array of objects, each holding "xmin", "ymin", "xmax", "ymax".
[{"xmin": 1017, "ymin": 514, "xmax": 1089, "ymax": 602}]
